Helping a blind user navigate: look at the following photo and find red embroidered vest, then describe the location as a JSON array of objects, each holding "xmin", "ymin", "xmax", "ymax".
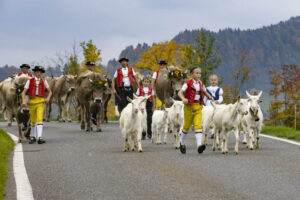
[
  {"xmin": 27, "ymin": 78, "xmax": 45, "ymax": 98},
  {"xmin": 184, "ymin": 79, "xmax": 204, "ymax": 106},
  {"xmin": 139, "ymin": 86, "xmax": 153, "ymax": 102},
  {"xmin": 155, "ymin": 70, "xmax": 159, "ymax": 81},
  {"xmin": 17, "ymin": 72, "xmax": 32, "ymax": 77},
  {"xmin": 116, "ymin": 67, "xmax": 134, "ymax": 87}
]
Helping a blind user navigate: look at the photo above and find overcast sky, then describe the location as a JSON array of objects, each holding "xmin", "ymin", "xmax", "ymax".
[{"xmin": 0, "ymin": 0, "xmax": 299, "ymax": 67}]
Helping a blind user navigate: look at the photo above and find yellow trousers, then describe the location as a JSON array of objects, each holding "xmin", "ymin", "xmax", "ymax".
[
  {"xmin": 183, "ymin": 103, "xmax": 203, "ymax": 132},
  {"xmin": 155, "ymin": 97, "xmax": 166, "ymax": 109},
  {"xmin": 28, "ymin": 96, "xmax": 45, "ymax": 125}
]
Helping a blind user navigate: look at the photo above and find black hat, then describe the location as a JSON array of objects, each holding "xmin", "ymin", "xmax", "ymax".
[
  {"xmin": 158, "ymin": 60, "xmax": 167, "ymax": 65},
  {"xmin": 20, "ymin": 64, "xmax": 30, "ymax": 69},
  {"xmin": 86, "ymin": 61, "xmax": 95, "ymax": 66},
  {"xmin": 32, "ymin": 66, "xmax": 45, "ymax": 73},
  {"xmin": 118, "ymin": 57, "xmax": 129, "ymax": 63}
]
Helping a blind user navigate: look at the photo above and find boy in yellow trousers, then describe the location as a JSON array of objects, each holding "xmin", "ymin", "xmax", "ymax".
[
  {"xmin": 22, "ymin": 66, "xmax": 52, "ymax": 144},
  {"xmin": 178, "ymin": 66, "xmax": 213, "ymax": 154}
]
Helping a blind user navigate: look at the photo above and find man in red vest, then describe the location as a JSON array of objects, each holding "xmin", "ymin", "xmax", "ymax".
[
  {"xmin": 112, "ymin": 57, "xmax": 139, "ymax": 113},
  {"xmin": 22, "ymin": 66, "xmax": 52, "ymax": 144},
  {"xmin": 16, "ymin": 64, "xmax": 33, "ymax": 77}
]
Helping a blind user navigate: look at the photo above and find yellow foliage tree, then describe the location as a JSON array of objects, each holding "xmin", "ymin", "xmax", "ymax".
[
  {"xmin": 80, "ymin": 40, "xmax": 102, "ymax": 73},
  {"xmin": 136, "ymin": 41, "xmax": 183, "ymax": 72}
]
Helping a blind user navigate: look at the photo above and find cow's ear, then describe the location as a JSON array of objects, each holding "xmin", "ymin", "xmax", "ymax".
[
  {"xmin": 10, "ymin": 87, "xmax": 15, "ymax": 91},
  {"xmin": 133, "ymin": 94, "xmax": 138, "ymax": 99},
  {"xmin": 127, "ymin": 97, "xmax": 133, "ymax": 103}
]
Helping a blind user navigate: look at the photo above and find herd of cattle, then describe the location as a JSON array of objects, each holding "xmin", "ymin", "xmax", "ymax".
[{"xmin": 0, "ymin": 66, "xmax": 263, "ymax": 155}]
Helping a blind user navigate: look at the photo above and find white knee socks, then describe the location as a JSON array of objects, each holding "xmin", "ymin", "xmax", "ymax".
[
  {"xmin": 180, "ymin": 130, "xmax": 188, "ymax": 145},
  {"xmin": 31, "ymin": 125, "xmax": 37, "ymax": 138},
  {"xmin": 36, "ymin": 123, "xmax": 43, "ymax": 138},
  {"xmin": 195, "ymin": 133, "xmax": 202, "ymax": 147}
]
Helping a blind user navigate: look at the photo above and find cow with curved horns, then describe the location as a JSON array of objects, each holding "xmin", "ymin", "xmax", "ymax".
[
  {"xmin": 154, "ymin": 65, "xmax": 187, "ymax": 108},
  {"xmin": 76, "ymin": 72, "xmax": 111, "ymax": 132},
  {"xmin": 0, "ymin": 75, "xmax": 31, "ymax": 142}
]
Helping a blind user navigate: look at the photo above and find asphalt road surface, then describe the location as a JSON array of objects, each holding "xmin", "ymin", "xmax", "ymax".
[{"xmin": 1, "ymin": 122, "xmax": 300, "ymax": 200}]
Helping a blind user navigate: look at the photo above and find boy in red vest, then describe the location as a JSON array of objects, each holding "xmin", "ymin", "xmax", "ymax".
[
  {"xmin": 151, "ymin": 60, "xmax": 167, "ymax": 109},
  {"xmin": 22, "ymin": 66, "xmax": 52, "ymax": 144},
  {"xmin": 136, "ymin": 76, "xmax": 155, "ymax": 139},
  {"xmin": 112, "ymin": 57, "xmax": 139, "ymax": 113},
  {"xmin": 16, "ymin": 64, "xmax": 33, "ymax": 77},
  {"xmin": 178, "ymin": 66, "xmax": 214, "ymax": 154}
]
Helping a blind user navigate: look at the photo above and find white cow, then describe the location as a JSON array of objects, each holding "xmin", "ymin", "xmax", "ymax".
[
  {"xmin": 119, "ymin": 95, "xmax": 148, "ymax": 152},
  {"xmin": 212, "ymin": 97, "xmax": 249, "ymax": 154},
  {"xmin": 201, "ymin": 105, "xmax": 215, "ymax": 146},
  {"xmin": 165, "ymin": 100, "xmax": 184, "ymax": 148},
  {"xmin": 241, "ymin": 91, "xmax": 263, "ymax": 149},
  {"xmin": 151, "ymin": 109, "xmax": 168, "ymax": 145}
]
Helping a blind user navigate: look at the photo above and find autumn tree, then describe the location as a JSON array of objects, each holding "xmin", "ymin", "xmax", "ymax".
[
  {"xmin": 136, "ymin": 41, "xmax": 182, "ymax": 72},
  {"xmin": 231, "ymin": 50, "xmax": 253, "ymax": 99},
  {"xmin": 64, "ymin": 43, "xmax": 80, "ymax": 75},
  {"xmin": 80, "ymin": 40, "xmax": 102, "ymax": 72},
  {"xmin": 180, "ymin": 29, "xmax": 221, "ymax": 85}
]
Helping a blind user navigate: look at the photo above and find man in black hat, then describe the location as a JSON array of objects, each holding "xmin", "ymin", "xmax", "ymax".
[
  {"xmin": 17, "ymin": 64, "xmax": 33, "ymax": 77},
  {"xmin": 22, "ymin": 66, "xmax": 52, "ymax": 144},
  {"xmin": 151, "ymin": 60, "xmax": 168, "ymax": 109},
  {"xmin": 112, "ymin": 57, "xmax": 139, "ymax": 113}
]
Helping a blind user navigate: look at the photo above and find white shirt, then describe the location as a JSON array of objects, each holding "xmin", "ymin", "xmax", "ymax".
[
  {"xmin": 204, "ymin": 86, "xmax": 223, "ymax": 106},
  {"xmin": 136, "ymin": 87, "xmax": 155, "ymax": 97},
  {"xmin": 114, "ymin": 67, "xmax": 136, "ymax": 87},
  {"xmin": 24, "ymin": 77, "xmax": 49, "ymax": 95},
  {"xmin": 181, "ymin": 79, "xmax": 206, "ymax": 100},
  {"xmin": 16, "ymin": 73, "xmax": 31, "ymax": 77},
  {"xmin": 152, "ymin": 71, "xmax": 158, "ymax": 80}
]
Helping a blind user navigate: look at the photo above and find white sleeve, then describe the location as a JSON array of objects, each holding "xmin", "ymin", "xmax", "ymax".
[
  {"xmin": 181, "ymin": 83, "xmax": 188, "ymax": 92},
  {"xmin": 136, "ymin": 88, "xmax": 140, "ymax": 96},
  {"xmin": 24, "ymin": 80, "xmax": 30, "ymax": 89},
  {"xmin": 44, "ymin": 80, "xmax": 49, "ymax": 89},
  {"xmin": 132, "ymin": 68, "xmax": 136, "ymax": 76},
  {"xmin": 152, "ymin": 72, "xmax": 157, "ymax": 79},
  {"xmin": 114, "ymin": 71, "xmax": 118, "ymax": 78},
  {"xmin": 218, "ymin": 88, "xmax": 223, "ymax": 103},
  {"xmin": 151, "ymin": 90, "xmax": 155, "ymax": 96}
]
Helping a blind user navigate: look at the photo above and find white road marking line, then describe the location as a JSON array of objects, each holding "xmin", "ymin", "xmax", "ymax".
[
  {"xmin": 8, "ymin": 133, "xmax": 34, "ymax": 200},
  {"xmin": 260, "ymin": 134, "xmax": 300, "ymax": 146}
]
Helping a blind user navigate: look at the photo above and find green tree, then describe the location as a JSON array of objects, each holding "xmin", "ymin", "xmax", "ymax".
[
  {"xmin": 181, "ymin": 29, "xmax": 221, "ymax": 85},
  {"xmin": 64, "ymin": 43, "xmax": 80, "ymax": 75},
  {"xmin": 80, "ymin": 40, "xmax": 102, "ymax": 72}
]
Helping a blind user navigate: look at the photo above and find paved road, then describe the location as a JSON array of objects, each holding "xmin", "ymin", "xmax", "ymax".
[{"xmin": 1, "ymin": 122, "xmax": 300, "ymax": 200}]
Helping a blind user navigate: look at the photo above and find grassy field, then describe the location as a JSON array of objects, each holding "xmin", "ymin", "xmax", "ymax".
[
  {"xmin": 0, "ymin": 128, "xmax": 14, "ymax": 200},
  {"xmin": 262, "ymin": 126, "xmax": 300, "ymax": 142}
]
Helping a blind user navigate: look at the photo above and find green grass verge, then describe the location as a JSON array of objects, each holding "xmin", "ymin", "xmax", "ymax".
[
  {"xmin": 262, "ymin": 126, "xmax": 300, "ymax": 142},
  {"xmin": 0, "ymin": 128, "xmax": 15, "ymax": 200}
]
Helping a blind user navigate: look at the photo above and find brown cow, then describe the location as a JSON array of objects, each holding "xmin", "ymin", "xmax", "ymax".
[
  {"xmin": 76, "ymin": 72, "xmax": 111, "ymax": 132},
  {"xmin": 154, "ymin": 66, "xmax": 186, "ymax": 107},
  {"xmin": 45, "ymin": 75, "xmax": 76, "ymax": 122},
  {"xmin": 0, "ymin": 75, "xmax": 31, "ymax": 142}
]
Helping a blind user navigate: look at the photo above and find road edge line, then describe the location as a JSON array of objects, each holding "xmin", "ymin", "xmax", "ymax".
[
  {"xmin": 8, "ymin": 132, "xmax": 34, "ymax": 200},
  {"xmin": 260, "ymin": 133, "xmax": 300, "ymax": 146}
]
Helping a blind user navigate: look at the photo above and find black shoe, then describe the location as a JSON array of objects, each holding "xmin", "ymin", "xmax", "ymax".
[
  {"xmin": 198, "ymin": 145, "xmax": 206, "ymax": 154},
  {"xmin": 210, "ymin": 134, "xmax": 214, "ymax": 139},
  {"xmin": 180, "ymin": 143, "xmax": 186, "ymax": 154},
  {"xmin": 29, "ymin": 137, "xmax": 36, "ymax": 144},
  {"xmin": 38, "ymin": 138, "xmax": 46, "ymax": 144},
  {"xmin": 142, "ymin": 135, "xmax": 146, "ymax": 140},
  {"xmin": 147, "ymin": 134, "xmax": 152, "ymax": 139},
  {"xmin": 91, "ymin": 117, "xmax": 97, "ymax": 125}
]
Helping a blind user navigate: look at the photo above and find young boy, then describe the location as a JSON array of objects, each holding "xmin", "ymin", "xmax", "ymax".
[
  {"xmin": 22, "ymin": 66, "xmax": 52, "ymax": 144},
  {"xmin": 178, "ymin": 67, "xmax": 213, "ymax": 154},
  {"xmin": 204, "ymin": 74, "xmax": 223, "ymax": 138},
  {"xmin": 136, "ymin": 76, "xmax": 155, "ymax": 139}
]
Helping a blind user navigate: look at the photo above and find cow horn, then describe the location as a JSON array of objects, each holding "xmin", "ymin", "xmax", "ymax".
[
  {"xmin": 246, "ymin": 91, "xmax": 251, "ymax": 98},
  {"xmin": 89, "ymin": 78, "xmax": 93, "ymax": 83}
]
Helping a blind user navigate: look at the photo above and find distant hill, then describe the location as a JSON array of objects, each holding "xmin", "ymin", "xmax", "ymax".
[{"xmin": 106, "ymin": 16, "xmax": 300, "ymax": 92}]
